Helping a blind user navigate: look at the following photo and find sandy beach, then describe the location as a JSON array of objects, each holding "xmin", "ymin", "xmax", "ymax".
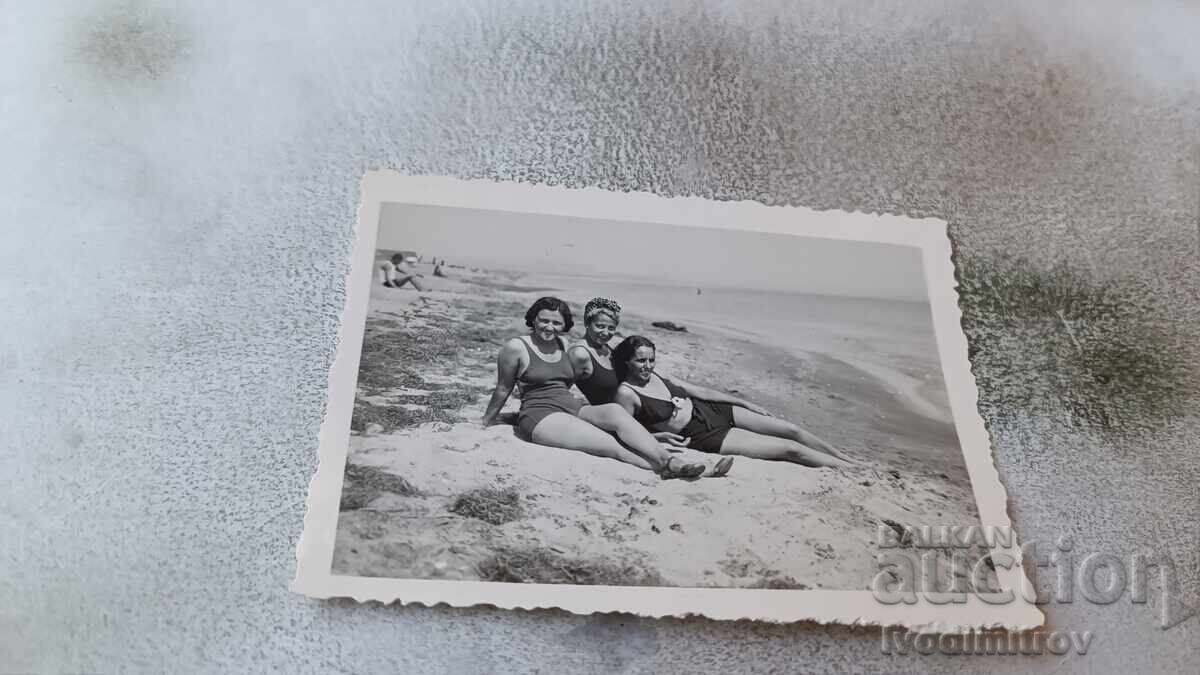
[{"xmin": 332, "ymin": 262, "xmax": 989, "ymax": 590}]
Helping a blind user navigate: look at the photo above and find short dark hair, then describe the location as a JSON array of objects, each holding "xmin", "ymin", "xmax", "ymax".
[
  {"xmin": 524, "ymin": 296, "xmax": 574, "ymax": 332},
  {"xmin": 612, "ymin": 335, "xmax": 655, "ymax": 381},
  {"xmin": 390, "ymin": 253, "xmax": 406, "ymax": 264}
]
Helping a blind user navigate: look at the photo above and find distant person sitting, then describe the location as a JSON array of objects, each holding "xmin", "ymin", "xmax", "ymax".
[
  {"xmin": 379, "ymin": 253, "xmax": 425, "ymax": 290},
  {"xmin": 433, "ymin": 262, "xmax": 447, "ymax": 278}
]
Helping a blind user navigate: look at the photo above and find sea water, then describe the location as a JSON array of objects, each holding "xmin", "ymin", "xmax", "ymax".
[{"xmin": 522, "ymin": 273, "xmax": 938, "ymax": 363}]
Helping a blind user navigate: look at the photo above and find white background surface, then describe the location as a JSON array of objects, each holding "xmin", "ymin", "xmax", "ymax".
[{"xmin": 3, "ymin": 1, "xmax": 1198, "ymax": 672}]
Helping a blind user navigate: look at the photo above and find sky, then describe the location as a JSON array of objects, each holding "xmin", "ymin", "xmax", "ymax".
[{"xmin": 377, "ymin": 203, "xmax": 929, "ymax": 302}]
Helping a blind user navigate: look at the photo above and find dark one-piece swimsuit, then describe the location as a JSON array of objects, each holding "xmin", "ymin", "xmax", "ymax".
[
  {"xmin": 623, "ymin": 373, "xmax": 736, "ymax": 453},
  {"xmin": 575, "ymin": 346, "xmax": 620, "ymax": 405},
  {"xmin": 515, "ymin": 336, "xmax": 584, "ymax": 440}
]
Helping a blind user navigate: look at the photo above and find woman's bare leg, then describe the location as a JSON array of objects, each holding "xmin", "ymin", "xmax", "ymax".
[
  {"xmin": 530, "ymin": 413, "xmax": 654, "ymax": 470},
  {"xmin": 717, "ymin": 428, "xmax": 852, "ymax": 468},
  {"xmin": 731, "ymin": 407, "xmax": 858, "ymax": 464},
  {"xmin": 394, "ymin": 274, "xmax": 426, "ymax": 291},
  {"xmin": 577, "ymin": 403, "xmax": 679, "ymax": 472}
]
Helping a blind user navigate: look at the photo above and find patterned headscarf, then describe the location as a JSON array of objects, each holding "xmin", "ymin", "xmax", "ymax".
[{"xmin": 584, "ymin": 297, "xmax": 622, "ymax": 325}]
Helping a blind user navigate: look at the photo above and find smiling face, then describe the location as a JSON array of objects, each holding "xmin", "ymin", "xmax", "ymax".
[
  {"xmin": 627, "ymin": 345, "xmax": 656, "ymax": 382},
  {"xmin": 532, "ymin": 308, "xmax": 566, "ymax": 342},
  {"xmin": 586, "ymin": 314, "xmax": 618, "ymax": 347}
]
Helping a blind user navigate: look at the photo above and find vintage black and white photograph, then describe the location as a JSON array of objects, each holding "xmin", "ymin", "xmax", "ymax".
[{"xmin": 295, "ymin": 175, "xmax": 1037, "ymax": 627}]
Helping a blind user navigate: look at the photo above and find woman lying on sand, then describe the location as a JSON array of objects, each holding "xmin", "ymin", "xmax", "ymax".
[
  {"xmin": 612, "ymin": 335, "xmax": 858, "ymax": 468},
  {"xmin": 482, "ymin": 297, "xmax": 734, "ymax": 480},
  {"xmin": 571, "ymin": 298, "xmax": 704, "ymax": 447}
]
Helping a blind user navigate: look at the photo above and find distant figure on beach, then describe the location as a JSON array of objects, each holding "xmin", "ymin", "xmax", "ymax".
[
  {"xmin": 379, "ymin": 253, "xmax": 425, "ymax": 290},
  {"xmin": 612, "ymin": 335, "xmax": 857, "ymax": 468},
  {"xmin": 482, "ymin": 297, "xmax": 733, "ymax": 480},
  {"xmin": 433, "ymin": 262, "xmax": 446, "ymax": 278}
]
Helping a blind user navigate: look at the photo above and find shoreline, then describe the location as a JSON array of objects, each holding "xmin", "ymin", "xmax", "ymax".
[
  {"xmin": 505, "ymin": 271, "xmax": 962, "ymax": 472},
  {"xmin": 333, "ymin": 263, "xmax": 988, "ymax": 589},
  {"xmin": 517, "ymin": 271, "xmax": 956, "ymax": 428}
]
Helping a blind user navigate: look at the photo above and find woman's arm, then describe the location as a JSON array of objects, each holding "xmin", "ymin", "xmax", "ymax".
[
  {"xmin": 616, "ymin": 384, "xmax": 688, "ymax": 447},
  {"xmin": 482, "ymin": 339, "xmax": 524, "ymax": 426},
  {"xmin": 668, "ymin": 376, "xmax": 771, "ymax": 415},
  {"xmin": 567, "ymin": 345, "xmax": 593, "ymax": 380},
  {"xmin": 612, "ymin": 385, "xmax": 641, "ymax": 417}
]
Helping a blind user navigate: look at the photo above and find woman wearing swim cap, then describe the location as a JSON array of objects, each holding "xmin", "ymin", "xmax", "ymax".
[
  {"xmin": 569, "ymin": 298, "xmax": 624, "ymax": 406},
  {"xmin": 569, "ymin": 298, "xmax": 702, "ymax": 450}
]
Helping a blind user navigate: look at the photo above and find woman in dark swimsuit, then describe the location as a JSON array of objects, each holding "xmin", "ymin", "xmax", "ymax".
[
  {"xmin": 569, "ymin": 298, "xmax": 623, "ymax": 407},
  {"xmin": 482, "ymin": 297, "xmax": 727, "ymax": 480},
  {"xmin": 612, "ymin": 335, "xmax": 857, "ymax": 468},
  {"xmin": 569, "ymin": 297, "xmax": 712, "ymax": 451}
]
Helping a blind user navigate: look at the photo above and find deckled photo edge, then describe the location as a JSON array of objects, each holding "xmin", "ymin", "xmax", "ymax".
[{"xmin": 293, "ymin": 172, "xmax": 1042, "ymax": 630}]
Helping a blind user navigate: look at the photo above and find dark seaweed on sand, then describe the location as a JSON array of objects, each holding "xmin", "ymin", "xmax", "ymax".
[
  {"xmin": 350, "ymin": 391, "xmax": 476, "ymax": 433},
  {"xmin": 651, "ymin": 321, "xmax": 688, "ymax": 332},
  {"xmin": 340, "ymin": 463, "xmax": 420, "ymax": 511},
  {"xmin": 449, "ymin": 486, "xmax": 524, "ymax": 525},
  {"xmin": 349, "ymin": 302, "xmax": 524, "ymax": 433},
  {"xmin": 354, "ymin": 322, "xmax": 467, "ymax": 395},
  {"xmin": 476, "ymin": 545, "xmax": 666, "ymax": 586}
]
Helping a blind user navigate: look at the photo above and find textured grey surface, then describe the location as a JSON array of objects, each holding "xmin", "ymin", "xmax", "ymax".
[{"xmin": 2, "ymin": 0, "xmax": 1198, "ymax": 672}]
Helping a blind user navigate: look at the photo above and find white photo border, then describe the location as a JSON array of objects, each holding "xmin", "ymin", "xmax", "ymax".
[{"xmin": 293, "ymin": 172, "xmax": 1043, "ymax": 631}]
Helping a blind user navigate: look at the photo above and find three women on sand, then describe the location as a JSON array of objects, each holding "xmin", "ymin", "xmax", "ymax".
[
  {"xmin": 484, "ymin": 295, "xmax": 855, "ymax": 479},
  {"xmin": 481, "ymin": 297, "xmax": 731, "ymax": 480}
]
